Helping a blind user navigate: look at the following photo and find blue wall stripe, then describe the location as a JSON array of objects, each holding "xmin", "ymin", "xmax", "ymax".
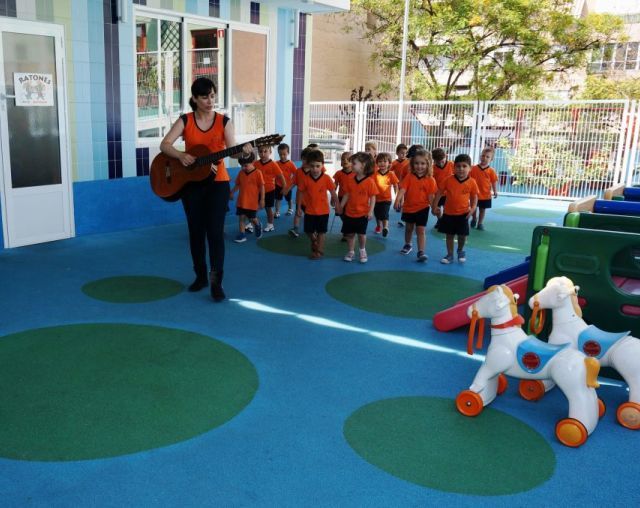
[
  {"xmin": 103, "ymin": 0, "xmax": 123, "ymax": 179},
  {"xmin": 275, "ymin": 8, "xmax": 293, "ymax": 141},
  {"xmin": 291, "ymin": 13, "xmax": 306, "ymax": 161}
]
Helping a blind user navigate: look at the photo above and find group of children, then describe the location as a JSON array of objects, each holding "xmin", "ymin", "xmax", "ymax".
[{"xmin": 229, "ymin": 140, "xmax": 498, "ymax": 264}]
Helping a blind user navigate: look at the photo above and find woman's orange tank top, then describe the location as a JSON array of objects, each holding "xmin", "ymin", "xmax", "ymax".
[{"xmin": 182, "ymin": 112, "xmax": 230, "ymax": 182}]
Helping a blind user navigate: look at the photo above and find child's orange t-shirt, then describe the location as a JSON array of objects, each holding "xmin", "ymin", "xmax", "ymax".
[
  {"xmin": 400, "ymin": 173, "xmax": 438, "ymax": 213},
  {"xmin": 294, "ymin": 166, "xmax": 310, "ymax": 206},
  {"xmin": 470, "ymin": 165, "xmax": 498, "ymax": 200},
  {"xmin": 343, "ymin": 175, "xmax": 379, "ymax": 218},
  {"xmin": 391, "ymin": 159, "xmax": 410, "ymax": 181},
  {"xmin": 333, "ymin": 169, "xmax": 354, "ymax": 198},
  {"xmin": 276, "ymin": 159, "xmax": 297, "ymax": 188},
  {"xmin": 235, "ymin": 169, "xmax": 265, "ymax": 211},
  {"xmin": 433, "ymin": 160, "xmax": 454, "ymax": 190},
  {"xmin": 255, "ymin": 159, "xmax": 283, "ymax": 193},
  {"xmin": 441, "ymin": 175, "xmax": 479, "ymax": 216},
  {"xmin": 299, "ymin": 173, "xmax": 335, "ymax": 216},
  {"xmin": 375, "ymin": 170, "xmax": 400, "ymax": 203}
]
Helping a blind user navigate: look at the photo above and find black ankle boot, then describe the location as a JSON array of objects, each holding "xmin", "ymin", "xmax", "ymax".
[
  {"xmin": 210, "ymin": 270, "xmax": 225, "ymax": 302},
  {"xmin": 188, "ymin": 275, "xmax": 208, "ymax": 292}
]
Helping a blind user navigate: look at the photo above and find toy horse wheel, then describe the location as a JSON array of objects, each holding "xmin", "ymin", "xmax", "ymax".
[
  {"xmin": 497, "ymin": 374, "xmax": 508, "ymax": 395},
  {"xmin": 598, "ymin": 399, "xmax": 606, "ymax": 419},
  {"xmin": 456, "ymin": 390, "xmax": 484, "ymax": 417},
  {"xmin": 555, "ymin": 418, "xmax": 588, "ymax": 447},
  {"xmin": 616, "ymin": 402, "xmax": 640, "ymax": 430},
  {"xmin": 518, "ymin": 380, "xmax": 546, "ymax": 401}
]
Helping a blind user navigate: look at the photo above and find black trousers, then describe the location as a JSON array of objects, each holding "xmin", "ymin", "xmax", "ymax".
[{"xmin": 181, "ymin": 179, "xmax": 230, "ymax": 277}]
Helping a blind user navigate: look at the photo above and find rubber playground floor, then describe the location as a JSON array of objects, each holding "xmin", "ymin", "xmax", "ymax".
[{"xmin": 0, "ymin": 196, "xmax": 638, "ymax": 507}]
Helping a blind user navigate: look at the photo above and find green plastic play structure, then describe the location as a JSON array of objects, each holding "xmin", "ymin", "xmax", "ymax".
[
  {"xmin": 527, "ymin": 225, "xmax": 640, "ymax": 340},
  {"xmin": 564, "ymin": 212, "xmax": 640, "ymax": 235}
]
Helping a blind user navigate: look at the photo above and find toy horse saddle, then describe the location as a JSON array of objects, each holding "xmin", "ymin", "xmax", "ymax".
[
  {"xmin": 517, "ymin": 337, "xmax": 569, "ymax": 374},
  {"xmin": 577, "ymin": 325, "xmax": 629, "ymax": 359}
]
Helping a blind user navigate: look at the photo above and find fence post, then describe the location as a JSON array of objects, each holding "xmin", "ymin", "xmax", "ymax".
[
  {"xmin": 626, "ymin": 100, "xmax": 639, "ymax": 187},
  {"xmin": 614, "ymin": 100, "xmax": 631, "ymax": 185}
]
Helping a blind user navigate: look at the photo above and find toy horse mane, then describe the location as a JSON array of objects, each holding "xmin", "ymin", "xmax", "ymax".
[
  {"xmin": 486, "ymin": 285, "xmax": 518, "ymax": 317},
  {"xmin": 548, "ymin": 276, "xmax": 582, "ymax": 318}
]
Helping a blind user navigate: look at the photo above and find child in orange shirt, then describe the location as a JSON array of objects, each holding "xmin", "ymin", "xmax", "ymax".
[
  {"xmin": 373, "ymin": 152, "xmax": 399, "ymax": 237},
  {"xmin": 432, "ymin": 154, "xmax": 479, "ymax": 264},
  {"xmin": 287, "ymin": 146, "xmax": 315, "ymax": 238},
  {"xmin": 431, "ymin": 147, "xmax": 454, "ymax": 228},
  {"xmin": 297, "ymin": 149, "xmax": 340, "ymax": 259},
  {"xmin": 334, "ymin": 151, "xmax": 354, "ymax": 241},
  {"xmin": 394, "ymin": 148, "xmax": 437, "ymax": 262},
  {"xmin": 470, "ymin": 147, "xmax": 498, "ymax": 231},
  {"xmin": 339, "ymin": 152, "xmax": 378, "ymax": 263},
  {"xmin": 390, "ymin": 143, "xmax": 409, "ymax": 182},
  {"xmin": 254, "ymin": 145, "xmax": 286, "ymax": 232},
  {"xmin": 275, "ymin": 142, "xmax": 297, "ymax": 218},
  {"xmin": 229, "ymin": 152, "xmax": 265, "ymax": 243}
]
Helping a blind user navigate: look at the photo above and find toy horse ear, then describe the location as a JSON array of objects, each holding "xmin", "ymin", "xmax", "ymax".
[
  {"xmin": 574, "ymin": 285, "xmax": 580, "ymax": 295},
  {"xmin": 513, "ymin": 293, "xmax": 520, "ymax": 302}
]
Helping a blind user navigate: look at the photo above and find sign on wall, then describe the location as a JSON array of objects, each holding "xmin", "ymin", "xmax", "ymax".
[{"xmin": 13, "ymin": 73, "xmax": 54, "ymax": 106}]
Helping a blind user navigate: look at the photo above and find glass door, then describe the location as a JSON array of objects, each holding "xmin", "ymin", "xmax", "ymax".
[{"xmin": 0, "ymin": 19, "xmax": 72, "ymax": 248}]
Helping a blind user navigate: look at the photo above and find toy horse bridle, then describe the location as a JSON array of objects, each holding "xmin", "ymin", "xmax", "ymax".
[
  {"xmin": 529, "ymin": 283, "xmax": 580, "ymax": 334},
  {"xmin": 467, "ymin": 291, "xmax": 524, "ymax": 356}
]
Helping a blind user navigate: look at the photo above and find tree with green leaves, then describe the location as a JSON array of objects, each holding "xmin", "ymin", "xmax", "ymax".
[
  {"xmin": 351, "ymin": 0, "xmax": 624, "ymax": 100},
  {"xmin": 578, "ymin": 75, "xmax": 640, "ymax": 100}
]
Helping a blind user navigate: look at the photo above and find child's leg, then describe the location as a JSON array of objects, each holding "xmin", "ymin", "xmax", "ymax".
[
  {"xmin": 316, "ymin": 233, "xmax": 326, "ymax": 256},
  {"xmin": 416, "ymin": 226, "xmax": 426, "ymax": 252},
  {"xmin": 307, "ymin": 232, "xmax": 316, "ymax": 254},
  {"xmin": 405, "ymin": 222, "xmax": 415, "ymax": 245},
  {"xmin": 346, "ymin": 234, "xmax": 356, "ymax": 253},
  {"xmin": 238, "ymin": 215, "xmax": 246, "ymax": 233},
  {"xmin": 358, "ymin": 233, "xmax": 367, "ymax": 250},
  {"xmin": 274, "ymin": 199, "xmax": 281, "ymax": 215},
  {"xmin": 457, "ymin": 234, "xmax": 467, "ymax": 252},
  {"xmin": 383, "ymin": 219, "xmax": 389, "ymax": 230},
  {"xmin": 266, "ymin": 207, "xmax": 274, "ymax": 224},
  {"xmin": 478, "ymin": 208, "xmax": 486, "ymax": 225},
  {"xmin": 446, "ymin": 234, "xmax": 455, "ymax": 256}
]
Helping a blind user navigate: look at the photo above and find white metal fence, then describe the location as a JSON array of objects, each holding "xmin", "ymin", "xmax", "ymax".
[{"xmin": 309, "ymin": 100, "xmax": 640, "ymax": 199}]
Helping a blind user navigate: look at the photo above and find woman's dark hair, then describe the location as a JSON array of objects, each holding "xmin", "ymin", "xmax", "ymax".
[{"xmin": 189, "ymin": 77, "xmax": 217, "ymax": 111}]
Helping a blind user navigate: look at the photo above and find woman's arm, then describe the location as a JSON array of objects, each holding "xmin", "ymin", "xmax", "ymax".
[
  {"xmin": 223, "ymin": 120, "xmax": 253, "ymax": 159},
  {"xmin": 160, "ymin": 117, "xmax": 195, "ymax": 167}
]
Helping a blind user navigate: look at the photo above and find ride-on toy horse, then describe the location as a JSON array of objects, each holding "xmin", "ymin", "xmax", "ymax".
[
  {"xmin": 457, "ymin": 285, "xmax": 602, "ymax": 447},
  {"xmin": 529, "ymin": 276, "xmax": 640, "ymax": 430}
]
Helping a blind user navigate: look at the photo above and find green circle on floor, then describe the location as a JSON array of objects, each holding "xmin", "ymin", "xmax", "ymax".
[
  {"xmin": 0, "ymin": 324, "xmax": 258, "ymax": 461},
  {"xmin": 344, "ymin": 397, "xmax": 556, "ymax": 495},
  {"xmin": 431, "ymin": 220, "xmax": 537, "ymax": 253},
  {"xmin": 326, "ymin": 271, "xmax": 482, "ymax": 319},
  {"xmin": 82, "ymin": 276, "xmax": 183, "ymax": 303},
  {"xmin": 258, "ymin": 233, "xmax": 385, "ymax": 258}
]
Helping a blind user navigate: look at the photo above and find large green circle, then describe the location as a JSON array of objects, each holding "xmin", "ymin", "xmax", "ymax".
[
  {"xmin": 326, "ymin": 271, "xmax": 482, "ymax": 319},
  {"xmin": 0, "ymin": 324, "xmax": 258, "ymax": 461},
  {"xmin": 344, "ymin": 397, "xmax": 556, "ymax": 495},
  {"xmin": 82, "ymin": 276, "xmax": 183, "ymax": 303},
  {"xmin": 431, "ymin": 221, "xmax": 537, "ymax": 254},
  {"xmin": 258, "ymin": 233, "xmax": 385, "ymax": 258}
]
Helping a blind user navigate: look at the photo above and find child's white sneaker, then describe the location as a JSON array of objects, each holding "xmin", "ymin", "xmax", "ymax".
[
  {"xmin": 343, "ymin": 251, "xmax": 355, "ymax": 262},
  {"xmin": 359, "ymin": 249, "xmax": 368, "ymax": 263},
  {"xmin": 264, "ymin": 224, "xmax": 275, "ymax": 232}
]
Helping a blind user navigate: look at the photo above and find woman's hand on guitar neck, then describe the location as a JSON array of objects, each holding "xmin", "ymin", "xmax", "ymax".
[
  {"xmin": 242, "ymin": 143, "xmax": 253, "ymax": 156},
  {"xmin": 178, "ymin": 152, "xmax": 196, "ymax": 167}
]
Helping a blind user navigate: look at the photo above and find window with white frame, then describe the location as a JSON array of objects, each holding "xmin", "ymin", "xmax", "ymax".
[
  {"xmin": 588, "ymin": 42, "xmax": 640, "ymax": 73},
  {"xmin": 134, "ymin": 8, "xmax": 269, "ymax": 144}
]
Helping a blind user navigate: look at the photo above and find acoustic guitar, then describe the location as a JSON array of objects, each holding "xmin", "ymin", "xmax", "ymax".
[{"xmin": 150, "ymin": 133, "xmax": 285, "ymax": 201}]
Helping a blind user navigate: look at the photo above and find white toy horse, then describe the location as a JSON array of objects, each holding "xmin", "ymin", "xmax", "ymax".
[
  {"xmin": 529, "ymin": 276, "xmax": 640, "ymax": 430},
  {"xmin": 457, "ymin": 284, "xmax": 602, "ymax": 447}
]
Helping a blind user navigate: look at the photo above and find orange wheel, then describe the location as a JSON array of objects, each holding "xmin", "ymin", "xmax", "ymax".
[
  {"xmin": 598, "ymin": 398, "xmax": 606, "ymax": 419},
  {"xmin": 555, "ymin": 418, "xmax": 588, "ymax": 447},
  {"xmin": 497, "ymin": 374, "xmax": 508, "ymax": 395},
  {"xmin": 616, "ymin": 401, "xmax": 640, "ymax": 430},
  {"xmin": 456, "ymin": 390, "xmax": 484, "ymax": 417},
  {"xmin": 518, "ymin": 380, "xmax": 546, "ymax": 401}
]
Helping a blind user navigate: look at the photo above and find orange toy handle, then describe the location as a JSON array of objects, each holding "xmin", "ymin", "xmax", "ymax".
[
  {"xmin": 529, "ymin": 299, "xmax": 546, "ymax": 335},
  {"xmin": 467, "ymin": 309, "xmax": 485, "ymax": 355}
]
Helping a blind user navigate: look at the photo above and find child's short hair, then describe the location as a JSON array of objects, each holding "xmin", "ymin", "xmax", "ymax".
[
  {"xmin": 258, "ymin": 144, "xmax": 272, "ymax": 151},
  {"xmin": 300, "ymin": 146, "xmax": 315, "ymax": 162},
  {"xmin": 341, "ymin": 150, "xmax": 353, "ymax": 162},
  {"xmin": 376, "ymin": 152, "xmax": 393, "ymax": 164},
  {"xmin": 278, "ymin": 143, "xmax": 290, "ymax": 152},
  {"xmin": 239, "ymin": 152, "xmax": 256, "ymax": 165},
  {"xmin": 396, "ymin": 143, "xmax": 408, "ymax": 154},
  {"xmin": 306, "ymin": 149, "xmax": 325, "ymax": 165},
  {"xmin": 432, "ymin": 147, "xmax": 447, "ymax": 163},
  {"xmin": 409, "ymin": 148, "xmax": 433, "ymax": 176},
  {"xmin": 454, "ymin": 154, "xmax": 472, "ymax": 166},
  {"xmin": 364, "ymin": 140, "xmax": 378, "ymax": 151},
  {"xmin": 350, "ymin": 152, "xmax": 375, "ymax": 176},
  {"xmin": 306, "ymin": 143, "xmax": 319, "ymax": 149},
  {"xmin": 407, "ymin": 144, "xmax": 425, "ymax": 159},
  {"xmin": 481, "ymin": 147, "xmax": 495, "ymax": 156}
]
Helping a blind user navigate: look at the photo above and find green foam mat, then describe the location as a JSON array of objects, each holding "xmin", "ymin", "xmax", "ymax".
[
  {"xmin": 82, "ymin": 276, "xmax": 183, "ymax": 303},
  {"xmin": 258, "ymin": 233, "xmax": 385, "ymax": 258}
]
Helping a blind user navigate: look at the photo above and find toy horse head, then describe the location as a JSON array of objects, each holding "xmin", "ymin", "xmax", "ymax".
[{"xmin": 528, "ymin": 276, "xmax": 581, "ymax": 315}]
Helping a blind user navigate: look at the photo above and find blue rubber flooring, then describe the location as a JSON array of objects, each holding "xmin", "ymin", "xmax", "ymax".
[{"xmin": 0, "ymin": 197, "xmax": 638, "ymax": 507}]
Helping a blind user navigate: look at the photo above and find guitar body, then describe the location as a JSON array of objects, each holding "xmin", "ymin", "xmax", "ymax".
[{"xmin": 150, "ymin": 145, "xmax": 215, "ymax": 201}]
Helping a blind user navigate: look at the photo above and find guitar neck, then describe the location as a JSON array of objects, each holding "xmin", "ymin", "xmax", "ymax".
[{"xmin": 195, "ymin": 143, "xmax": 248, "ymax": 166}]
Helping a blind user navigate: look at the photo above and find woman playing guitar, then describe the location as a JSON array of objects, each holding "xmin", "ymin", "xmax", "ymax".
[{"xmin": 160, "ymin": 77, "xmax": 252, "ymax": 302}]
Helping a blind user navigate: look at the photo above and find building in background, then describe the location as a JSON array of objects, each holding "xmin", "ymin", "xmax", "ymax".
[{"xmin": 0, "ymin": 0, "xmax": 349, "ymax": 249}]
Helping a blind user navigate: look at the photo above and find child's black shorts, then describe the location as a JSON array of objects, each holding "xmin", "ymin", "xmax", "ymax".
[
  {"xmin": 341, "ymin": 215, "xmax": 368, "ymax": 235},
  {"xmin": 437, "ymin": 196, "xmax": 446, "ymax": 207},
  {"xmin": 438, "ymin": 213, "xmax": 469, "ymax": 236},
  {"xmin": 275, "ymin": 185, "xmax": 292, "ymax": 202},
  {"xmin": 374, "ymin": 201, "xmax": 391, "ymax": 221},
  {"xmin": 304, "ymin": 213, "xmax": 329, "ymax": 234},
  {"xmin": 477, "ymin": 199, "xmax": 492, "ymax": 209},
  {"xmin": 401, "ymin": 207, "xmax": 430, "ymax": 227},
  {"xmin": 236, "ymin": 207, "xmax": 257, "ymax": 219},
  {"xmin": 264, "ymin": 190, "xmax": 276, "ymax": 208}
]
